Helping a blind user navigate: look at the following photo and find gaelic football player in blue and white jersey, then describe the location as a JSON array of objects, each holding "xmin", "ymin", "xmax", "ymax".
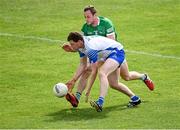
[{"xmin": 64, "ymin": 32, "xmax": 152, "ymax": 112}]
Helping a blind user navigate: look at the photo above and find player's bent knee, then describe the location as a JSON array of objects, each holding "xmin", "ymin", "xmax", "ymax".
[
  {"xmin": 122, "ymin": 75, "xmax": 130, "ymax": 81},
  {"xmin": 98, "ymin": 70, "xmax": 107, "ymax": 78},
  {"xmin": 109, "ymin": 84, "xmax": 119, "ymax": 90},
  {"xmin": 109, "ymin": 81, "xmax": 118, "ymax": 89},
  {"xmin": 109, "ymin": 84, "xmax": 116, "ymax": 88}
]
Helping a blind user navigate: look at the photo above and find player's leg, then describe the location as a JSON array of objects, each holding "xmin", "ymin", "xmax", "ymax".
[
  {"xmin": 120, "ymin": 61, "xmax": 145, "ymax": 81},
  {"xmin": 108, "ymin": 69, "xmax": 135, "ymax": 97},
  {"xmin": 99, "ymin": 58, "xmax": 119, "ymax": 98},
  {"xmin": 75, "ymin": 65, "xmax": 91, "ymax": 101},
  {"xmin": 108, "ymin": 69, "xmax": 141, "ymax": 107},
  {"xmin": 90, "ymin": 49, "xmax": 126, "ymax": 111},
  {"xmin": 90, "ymin": 58, "xmax": 119, "ymax": 112},
  {"xmin": 120, "ymin": 61, "xmax": 154, "ymax": 90}
]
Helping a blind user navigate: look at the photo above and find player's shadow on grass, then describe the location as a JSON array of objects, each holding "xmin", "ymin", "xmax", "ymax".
[{"xmin": 46, "ymin": 103, "xmax": 132, "ymax": 122}]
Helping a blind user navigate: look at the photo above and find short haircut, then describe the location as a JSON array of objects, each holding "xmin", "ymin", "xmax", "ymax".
[
  {"xmin": 67, "ymin": 32, "xmax": 84, "ymax": 42},
  {"xmin": 84, "ymin": 5, "xmax": 97, "ymax": 15}
]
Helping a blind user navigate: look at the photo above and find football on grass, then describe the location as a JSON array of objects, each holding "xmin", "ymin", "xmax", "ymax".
[{"xmin": 53, "ymin": 83, "xmax": 68, "ymax": 98}]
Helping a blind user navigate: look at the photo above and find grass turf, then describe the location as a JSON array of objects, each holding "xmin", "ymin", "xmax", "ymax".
[{"xmin": 0, "ymin": 0, "xmax": 180, "ymax": 128}]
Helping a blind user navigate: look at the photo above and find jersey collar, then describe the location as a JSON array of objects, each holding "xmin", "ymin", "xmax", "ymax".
[{"xmin": 97, "ymin": 17, "xmax": 100, "ymax": 25}]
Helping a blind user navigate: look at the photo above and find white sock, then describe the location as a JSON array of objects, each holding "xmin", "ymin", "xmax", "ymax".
[{"xmin": 141, "ymin": 74, "xmax": 147, "ymax": 80}]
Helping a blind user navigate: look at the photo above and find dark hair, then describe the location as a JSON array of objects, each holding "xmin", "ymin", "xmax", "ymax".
[
  {"xmin": 84, "ymin": 5, "xmax": 97, "ymax": 15},
  {"xmin": 67, "ymin": 32, "xmax": 84, "ymax": 42}
]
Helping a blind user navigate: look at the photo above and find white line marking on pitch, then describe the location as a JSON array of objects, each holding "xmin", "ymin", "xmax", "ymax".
[
  {"xmin": 0, "ymin": 32, "xmax": 65, "ymax": 43},
  {"xmin": 1, "ymin": 32, "xmax": 180, "ymax": 60},
  {"xmin": 125, "ymin": 50, "xmax": 180, "ymax": 60}
]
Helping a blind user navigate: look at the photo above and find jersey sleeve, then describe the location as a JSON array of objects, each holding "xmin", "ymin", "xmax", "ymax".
[
  {"xmin": 103, "ymin": 18, "xmax": 115, "ymax": 35},
  {"xmin": 78, "ymin": 51, "xmax": 86, "ymax": 58},
  {"xmin": 81, "ymin": 24, "xmax": 87, "ymax": 36}
]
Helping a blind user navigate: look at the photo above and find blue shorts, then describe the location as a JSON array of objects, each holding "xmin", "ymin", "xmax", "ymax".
[{"xmin": 107, "ymin": 49, "xmax": 125, "ymax": 65}]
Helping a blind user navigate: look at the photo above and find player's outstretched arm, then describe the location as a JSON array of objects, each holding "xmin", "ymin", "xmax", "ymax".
[
  {"xmin": 66, "ymin": 57, "xmax": 87, "ymax": 92},
  {"xmin": 85, "ymin": 62, "xmax": 98, "ymax": 102}
]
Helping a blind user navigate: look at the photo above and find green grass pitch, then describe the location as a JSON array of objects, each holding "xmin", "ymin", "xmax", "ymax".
[{"xmin": 0, "ymin": 0, "xmax": 180, "ymax": 129}]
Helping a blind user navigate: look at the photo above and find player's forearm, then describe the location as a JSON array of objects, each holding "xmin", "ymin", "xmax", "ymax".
[
  {"xmin": 71, "ymin": 57, "xmax": 87, "ymax": 82},
  {"xmin": 72, "ymin": 63, "xmax": 86, "ymax": 82},
  {"xmin": 87, "ymin": 71, "xmax": 97, "ymax": 93},
  {"xmin": 86, "ymin": 64, "xmax": 98, "ymax": 95}
]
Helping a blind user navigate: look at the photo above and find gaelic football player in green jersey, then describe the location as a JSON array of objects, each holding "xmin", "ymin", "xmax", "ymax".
[
  {"xmin": 80, "ymin": 5, "xmax": 117, "ymax": 100},
  {"xmin": 63, "ymin": 6, "xmax": 154, "ymax": 108},
  {"xmin": 81, "ymin": 15, "xmax": 117, "ymax": 40}
]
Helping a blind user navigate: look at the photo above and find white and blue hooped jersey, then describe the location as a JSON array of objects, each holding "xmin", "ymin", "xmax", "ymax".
[{"xmin": 78, "ymin": 35, "xmax": 124, "ymax": 63}]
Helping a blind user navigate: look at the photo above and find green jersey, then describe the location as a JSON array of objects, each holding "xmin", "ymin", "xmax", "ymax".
[{"xmin": 81, "ymin": 16, "xmax": 117, "ymax": 40}]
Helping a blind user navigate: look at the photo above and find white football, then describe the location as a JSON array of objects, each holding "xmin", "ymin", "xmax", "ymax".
[{"xmin": 53, "ymin": 83, "xmax": 68, "ymax": 98}]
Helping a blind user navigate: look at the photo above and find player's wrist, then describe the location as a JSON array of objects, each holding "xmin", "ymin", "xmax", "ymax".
[{"xmin": 72, "ymin": 78, "xmax": 77, "ymax": 82}]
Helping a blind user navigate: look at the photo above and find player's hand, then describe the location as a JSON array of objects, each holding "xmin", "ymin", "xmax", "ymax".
[
  {"xmin": 85, "ymin": 92, "xmax": 90, "ymax": 103},
  {"xmin": 66, "ymin": 79, "xmax": 76, "ymax": 92},
  {"xmin": 85, "ymin": 95, "xmax": 89, "ymax": 103},
  {"xmin": 62, "ymin": 43, "xmax": 76, "ymax": 52}
]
